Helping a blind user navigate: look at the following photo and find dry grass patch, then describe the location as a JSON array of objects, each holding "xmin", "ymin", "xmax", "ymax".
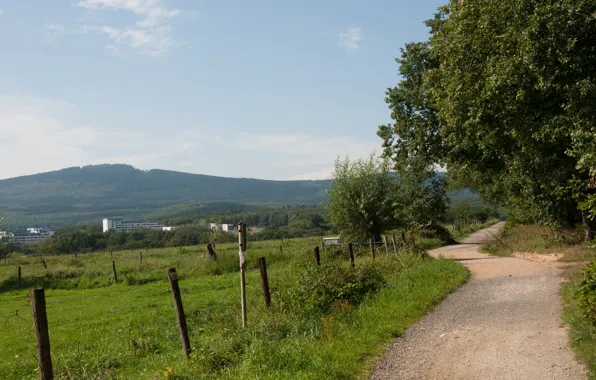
[{"xmin": 481, "ymin": 224, "xmax": 595, "ymax": 262}]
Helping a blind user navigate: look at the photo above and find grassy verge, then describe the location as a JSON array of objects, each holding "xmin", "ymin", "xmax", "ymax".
[
  {"xmin": 562, "ymin": 266, "xmax": 596, "ymax": 379},
  {"xmin": 480, "ymin": 223, "xmax": 595, "ymax": 261},
  {"xmin": 0, "ymin": 236, "xmax": 470, "ymax": 379}
]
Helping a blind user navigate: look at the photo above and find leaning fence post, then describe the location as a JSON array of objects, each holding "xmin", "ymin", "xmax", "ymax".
[
  {"xmin": 392, "ymin": 235, "xmax": 398, "ymax": 255},
  {"xmin": 112, "ymin": 260, "xmax": 118, "ymax": 283},
  {"xmin": 383, "ymin": 236, "xmax": 389, "ymax": 256},
  {"xmin": 167, "ymin": 268, "xmax": 191, "ymax": 359},
  {"xmin": 42, "ymin": 260, "xmax": 47, "ymax": 270},
  {"xmin": 370, "ymin": 239, "xmax": 376, "ymax": 260},
  {"xmin": 30, "ymin": 288, "xmax": 54, "ymax": 380},
  {"xmin": 313, "ymin": 246, "xmax": 321, "ymax": 266},
  {"xmin": 348, "ymin": 243, "xmax": 355, "ymax": 268},
  {"xmin": 257, "ymin": 257, "xmax": 271, "ymax": 308},
  {"xmin": 18, "ymin": 266, "xmax": 22, "ymax": 289}
]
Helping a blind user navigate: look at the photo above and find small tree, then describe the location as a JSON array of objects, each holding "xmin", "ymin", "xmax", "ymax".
[{"xmin": 327, "ymin": 155, "xmax": 398, "ymax": 242}]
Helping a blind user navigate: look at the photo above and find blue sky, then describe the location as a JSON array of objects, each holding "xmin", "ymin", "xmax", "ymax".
[{"xmin": 0, "ymin": 0, "xmax": 444, "ymax": 180}]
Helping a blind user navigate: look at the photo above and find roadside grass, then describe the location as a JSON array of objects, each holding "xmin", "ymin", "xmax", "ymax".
[
  {"xmin": 480, "ymin": 223, "xmax": 594, "ymax": 261},
  {"xmin": 0, "ymin": 233, "xmax": 471, "ymax": 379},
  {"xmin": 562, "ymin": 266, "xmax": 596, "ymax": 380}
]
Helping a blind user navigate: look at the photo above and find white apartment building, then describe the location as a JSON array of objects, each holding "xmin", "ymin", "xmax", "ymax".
[
  {"xmin": 2, "ymin": 228, "xmax": 55, "ymax": 245},
  {"xmin": 221, "ymin": 224, "xmax": 235, "ymax": 232},
  {"xmin": 102, "ymin": 219, "xmax": 165, "ymax": 233}
]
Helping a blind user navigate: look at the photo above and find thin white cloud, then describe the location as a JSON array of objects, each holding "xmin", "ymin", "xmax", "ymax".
[
  {"xmin": 45, "ymin": 24, "xmax": 65, "ymax": 43},
  {"xmin": 0, "ymin": 94, "xmax": 380, "ymax": 181},
  {"xmin": 230, "ymin": 132, "xmax": 379, "ymax": 179},
  {"xmin": 337, "ymin": 27, "xmax": 362, "ymax": 52},
  {"xmin": 77, "ymin": 0, "xmax": 181, "ymax": 56}
]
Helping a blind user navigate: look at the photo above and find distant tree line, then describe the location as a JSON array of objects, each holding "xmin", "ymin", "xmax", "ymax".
[{"xmin": 2, "ymin": 206, "xmax": 335, "ymax": 256}]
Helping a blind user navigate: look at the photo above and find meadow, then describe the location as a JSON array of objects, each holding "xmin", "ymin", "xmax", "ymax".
[{"xmin": 0, "ymin": 233, "xmax": 472, "ymax": 379}]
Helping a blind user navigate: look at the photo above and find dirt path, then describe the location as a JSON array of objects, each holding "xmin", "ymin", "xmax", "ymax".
[{"xmin": 369, "ymin": 222, "xmax": 586, "ymax": 380}]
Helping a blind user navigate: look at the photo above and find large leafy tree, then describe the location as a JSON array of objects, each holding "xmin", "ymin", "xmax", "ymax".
[
  {"xmin": 377, "ymin": 40, "xmax": 449, "ymax": 230},
  {"xmin": 380, "ymin": 0, "xmax": 596, "ymax": 239},
  {"xmin": 327, "ymin": 155, "xmax": 398, "ymax": 242}
]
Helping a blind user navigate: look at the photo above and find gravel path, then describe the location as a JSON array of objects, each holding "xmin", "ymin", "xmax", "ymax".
[{"xmin": 369, "ymin": 222, "xmax": 586, "ymax": 380}]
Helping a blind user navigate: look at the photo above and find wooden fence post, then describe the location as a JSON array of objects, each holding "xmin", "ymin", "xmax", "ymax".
[
  {"xmin": 112, "ymin": 260, "xmax": 118, "ymax": 283},
  {"xmin": 139, "ymin": 251, "xmax": 143, "ymax": 265},
  {"xmin": 207, "ymin": 244, "xmax": 218, "ymax": 261},
  {"xmin": 383, "ymin": 236, "xmax": 389, "ymax": 256},
  {"xmin": 257, "ymin": 257, "xmax": 271, "ymax": 308},
  {"xmin": 167, "ymin": 268, "xmax": 191, "ymax": 359},
  {"xmin": 18, "ymin": 266, "xmax": 22, "ymax": 289},
  {"xmin": 238, "ymin": 223, "xmax": 248, "ymax": 328},
  {"xmin": 391, "ymin": 235, "xmax": 398, "ymax": 255},
  {"xmin": 370, "ymin": 239, "xmax": 376, "ymax": 260},
  {"xmin": 42, "ymin": 260, "xmax": 47, "ymax": 270},
  {"xmin": 348, "ymin": 243, "xmax": 355, "ymax": 268},
  {"xmin": 30, "ymin": 288, "xmax": 53, "ymax": 380},
  {"xmin": 313, "ymin": 246, "xmax": 321, "ymax": 266},
  {"xmin": 279, "ymin": 244, "xmax": 283, "ymax": 255}
]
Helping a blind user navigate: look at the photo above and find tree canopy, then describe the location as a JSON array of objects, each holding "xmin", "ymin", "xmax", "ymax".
[
  {"xmin": 379, "ymin": 0, "xmax": 596, "ymax": 239},
  {"xmin": 326, "ymin": 155, "xmax": 398, "ymax": 241}
]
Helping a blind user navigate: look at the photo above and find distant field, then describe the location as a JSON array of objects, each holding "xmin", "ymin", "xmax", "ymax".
[{"xmin": 0, "ymin": 235, "xmax": 470, "ymax": 379}]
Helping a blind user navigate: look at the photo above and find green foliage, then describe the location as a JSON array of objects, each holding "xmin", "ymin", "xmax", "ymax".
[
  {"xmin": 577, "ymin": 262, "xmax": 596, "ymax": 326},
  {"xmin": 287, "ymin": 263, "xmax": 386, "ymax": 315},
  {"xmin": 379, "ymin": 0, "xmax": 596, "ymax": 236},
  {"xmin": 327, "ymin": 155, "xmax": 398, "ymax": 241},
  {"xmin": 395, "ymin": 165, "xmax": 449, "ymax": 229},
  {"xmin": 563, "ymin": 273, "xmax": 596, "ymax": 379},
  {"xmin": 375, "ymin": 40, "xmax": 449, "ymax": 231}
]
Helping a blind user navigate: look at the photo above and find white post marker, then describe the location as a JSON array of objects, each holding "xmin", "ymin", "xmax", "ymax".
[{"xmin": 238, "ymin": 223, "xmax": 248, "ymax": 328}]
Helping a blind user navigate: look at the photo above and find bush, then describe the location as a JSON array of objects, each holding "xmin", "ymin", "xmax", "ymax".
[
  {"xmin": 576, "ymin": 261, "xmax": 596, "ymax": 326},
  {"xmin": 288, "ymin": 263, "xmax": 386, "ymax": 315},
  {"xmin": 419, "ymin": 224, "xmax": 456, "ymax": 244}
]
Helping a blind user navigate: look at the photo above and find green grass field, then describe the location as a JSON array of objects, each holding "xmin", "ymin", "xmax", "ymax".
[{"xmin": 0, "ymin": 236, "xmax": 470, "ymax": 379}]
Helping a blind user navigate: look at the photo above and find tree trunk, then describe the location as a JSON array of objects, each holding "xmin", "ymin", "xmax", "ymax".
[
  {"xmin": 372, "ymin": 232, "xmax": 382, "ymax": 244},
  {"xmin": 581, "ymin": 209, "xmax": 595, "ymax": 242}
]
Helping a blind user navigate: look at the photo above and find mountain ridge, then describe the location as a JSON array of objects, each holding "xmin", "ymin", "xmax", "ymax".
[{"xmin": 0, "ymin": 164, "xmax": 477, "ymax": 228}]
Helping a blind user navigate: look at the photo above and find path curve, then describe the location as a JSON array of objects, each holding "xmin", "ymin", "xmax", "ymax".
[{"xmin": 370, "ymin": 222, "xmax": 586, "ymax": 380}]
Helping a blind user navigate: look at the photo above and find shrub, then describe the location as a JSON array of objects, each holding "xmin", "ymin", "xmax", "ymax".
[
  {"xmin": 419, "ymin": 224, "xmax": 455, "ymax": 244},
  {"xmin": 576, "ymin": 261, "xmax": 596, "ymax": 326},
  {"xmin": 288, "ymin": 263, "xmax": 386, "ymax": 315}
]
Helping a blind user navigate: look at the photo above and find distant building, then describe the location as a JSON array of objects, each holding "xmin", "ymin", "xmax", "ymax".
[
  {"xmin": 102, "ymin": 218, "xmax": 165, "ymax": 233},
  {"xmin": 221, "ymin": 224, "xmax": 235, "ymax": 232},
  {"xmin": 322, "ymin": 237, "xmax": 342, "ymax": 247},
  {"xmin": 3, "ymin": 228, "xmax": 54, "ymax": 245},
  {"xmin": 209, "ymin": 223, "xmax": 218, "ymax": 231}
]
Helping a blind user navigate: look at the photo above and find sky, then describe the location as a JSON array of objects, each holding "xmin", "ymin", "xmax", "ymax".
[{"xmin": 0, "ymin": 0, "xmax": 444, "ymax": 181}]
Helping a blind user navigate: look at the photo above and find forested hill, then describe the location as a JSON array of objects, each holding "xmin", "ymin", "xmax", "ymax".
[
  {"xmin": 0, "ymin": 164, "xmax": 330, "ymax": 227},
  {"xmin": 0, "ymin": 164, "xmax": 478, "ymax": 228}
]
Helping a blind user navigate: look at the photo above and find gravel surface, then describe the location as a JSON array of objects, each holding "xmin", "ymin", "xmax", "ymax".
[{"xmin": 369, "ymin": 223, "xmax": 586, "ymax": 380}]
